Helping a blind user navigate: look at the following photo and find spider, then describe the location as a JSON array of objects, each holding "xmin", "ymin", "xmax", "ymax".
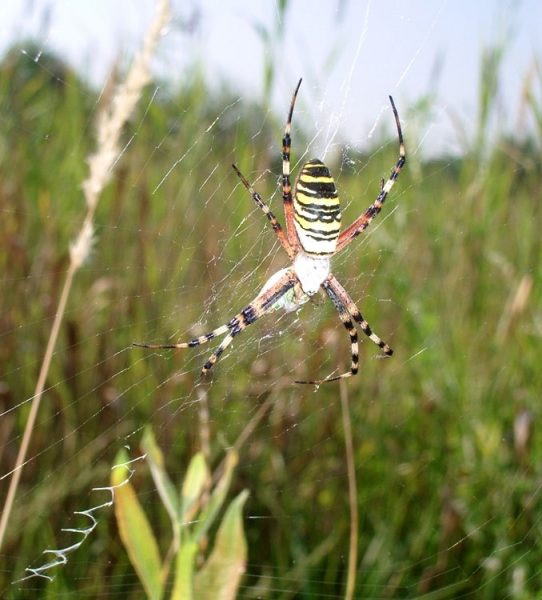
[{"xmin": 135, "ymin": 79, "xmax": 406, "ymax": 384}]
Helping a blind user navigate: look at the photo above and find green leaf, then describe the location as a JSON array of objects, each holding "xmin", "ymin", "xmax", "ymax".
[
  {"xmin": 112, "ymin": 449, "xmax": 163, "ymax": 600},
  {"xmin": 142, "ymin": 427, "xmax": 179, "ymax": 527},
  {"xmin": 171, "ymin": 540, "xmax": 198, "ymax": 600},
  {"xmin": 194, "ymin": 490, "xmax": 249, "ymax": 600},
  {"xmin": 181, "ymin": 452, "xmax": 210, "ymax": 522},
  {"xmin": 192, "ymin": 451, "xmax": 238, "ymax": 543}
]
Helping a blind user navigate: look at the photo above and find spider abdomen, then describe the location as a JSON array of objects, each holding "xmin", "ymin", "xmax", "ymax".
[{"xmin": 293, "ymin": 159, "xmax": 341, "ymax": 256}]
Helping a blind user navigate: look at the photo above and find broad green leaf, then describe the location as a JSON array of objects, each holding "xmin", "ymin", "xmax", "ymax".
[
  {"xmin": 112, "ymin": 450, "xmax": 163, "ymax": 600},
  {"xmin": 171, "ymin": 539, "xmax": 198, "ymax": 600},
  {"xmin": 192, "ymin": 451, "xmax": 238, "ymax": 543},
  {"xmin": 180, "ymin": 451, "xmax": 209, "ymax": 522},
  {"xmin": 142, "ymin": 427, "xmax": 179, "ymax": 526},
  {"xmin": 194, "ymin": 490, "xmax": 249, "ymax": 600}
]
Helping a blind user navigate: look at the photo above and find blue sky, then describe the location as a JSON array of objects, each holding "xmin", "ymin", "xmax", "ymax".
[{"xmin": 1, "ymin": 0, "xmax": 541, "ymax": 156}]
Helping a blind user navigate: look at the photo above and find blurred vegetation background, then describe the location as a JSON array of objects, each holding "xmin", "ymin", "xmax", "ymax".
[{"xmin": 1, "ymin": 17, "xmax": 542, "ymax": 600}]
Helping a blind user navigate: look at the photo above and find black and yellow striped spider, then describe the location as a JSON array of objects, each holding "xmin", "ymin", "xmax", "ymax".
[{"xmin": 135, "ymin": 79, "xmax": 406, "ymax": 384}]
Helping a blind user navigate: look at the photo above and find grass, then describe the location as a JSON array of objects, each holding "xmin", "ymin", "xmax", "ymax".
[{"xmin": 1, "ymin": 34, "xmax": 542, "ymax": 599}]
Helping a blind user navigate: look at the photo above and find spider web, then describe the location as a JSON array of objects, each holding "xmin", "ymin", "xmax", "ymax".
[{"xmin": 2, "ymin": 0, "xmax": 542, "ymax": 598}]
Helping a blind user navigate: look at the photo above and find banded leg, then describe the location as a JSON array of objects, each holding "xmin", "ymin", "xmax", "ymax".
[
  {"xmin": 327, "ymin": 274, "xmax": 393, "ymax": 355},
  {"xmin": 336, "ymin": 96, "xmax": 406, "ymax": 252},
  {"xmin": 295, "ymin": 281, "xmax": 359, "ymax": 385},
  {"xmin": 133, "ymin": 324, "xmax": 229, "ymax": 351},
  {"xmin": 134, "ymin": 269, "xmax": 297, "ymax": 377},
  {"xmin": 282, "ymin": 78, "xmax": 303, "ymax": 252},
  {"xmin": 232, "ymin": 164, "xmax": 295, "ymax": 260}
]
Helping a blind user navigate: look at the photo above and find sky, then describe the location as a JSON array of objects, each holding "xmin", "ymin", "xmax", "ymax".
[{"xmin": 1, "ymin": 0, "xmax": 541, "ymax": 156}]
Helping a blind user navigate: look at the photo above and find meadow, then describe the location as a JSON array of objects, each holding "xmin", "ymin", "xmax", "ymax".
[{"xmin": 1, "ymin": 34, "xmax": 542, "ymax": 599}]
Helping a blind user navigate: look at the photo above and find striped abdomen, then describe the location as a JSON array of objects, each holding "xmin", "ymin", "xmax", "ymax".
[{"xmin": 293, "ymin": 159, "xmax": 341, "ymax": 256}]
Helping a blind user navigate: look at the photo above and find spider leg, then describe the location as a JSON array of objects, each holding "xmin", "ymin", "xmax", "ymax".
[
  {"xmin": 296, "ymin": 273, "xmax": 393, "ymax": 385},
  {"xmin": 199, "ymin": 269, "xmax": 297, "ymax": 377},
  {"xmin": 133, "ymin": 324, "xmax": 230, "ymax": 350},
  {"xmin": 282, "ymin": 78, "xmax": 303, "ymax": 253},
  {"xmin": 336, "ymin": 96, "xmax": 406, "ymax": 252},
  {"xmin": 295, "ymin": 280, "xmax": 359, "ymax": 385},
  {"xmin": 231, "ymin": 164, "xmax": 295, "ymax": 260},
  {"xmin": 327, "ymin": 274, "xmax": 393, "ymax": 355},
  {"xmin": 135, "ymin": 270, "xmax": 298, "ymax": 377}
]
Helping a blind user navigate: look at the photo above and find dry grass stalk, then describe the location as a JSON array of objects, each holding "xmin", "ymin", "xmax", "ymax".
[
  {"xmin": 495, "ymin": 274, "xmax": 533, "ymax": 344},
  {"xmin": 340, "ymin": 379, "xmax": 358, "ymax": 600},
  {"xmin": 0, "ymin": 0, "xmax": 172, "ymax": 550}
]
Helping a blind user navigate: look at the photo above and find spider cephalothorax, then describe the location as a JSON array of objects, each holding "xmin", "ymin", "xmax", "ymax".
[{"xmin": 135, "ymin": 79, "xmax": 406, "ymax": 384}]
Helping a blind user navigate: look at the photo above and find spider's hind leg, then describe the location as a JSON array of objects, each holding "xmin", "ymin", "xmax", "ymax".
[
  {"xmin": 133, "ymin": 324, "xmax": 230, "ymax": 350},
  {"xmin": 199, "ymin": 308, "xmax": 254, "ymax": 376},
  {"xmin": 200, "ymin": 331, "xmax": 236, "ymax": 376},
  {"xmin": 295, "ymin": 273, "xmax": 393, "ymax": 386},
  {"xmin": 135, "ymin": 270, "xmax": 298, "ymax": 378},
  {"xmin": 198, "ymin": 270, "xmax": 298, "ymax": 378},
  {"xmin": 353, "ymin": 314, "xmax": 393, "ymax": 356},
  {"xmin": 327, "ymin": 274, "xmax": 393, "ymax": 355},
  {"xmin": 295, "ymin": 278, "xmax": 360, "ymax": 385},
  {"xmin": 294, "ymin": 304, "xmax": 359, "ymax": 385}
]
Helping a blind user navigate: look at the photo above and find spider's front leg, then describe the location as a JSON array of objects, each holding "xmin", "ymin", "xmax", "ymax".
[
  {"xmin": 232, "ymin": 164, "xmax": 295, "ymax": 260},
  {"xmin": 336, "ymin": 96, "xmax": 406, "ymax": 252},
  {"xmin": 281, "ymin": 78, "xmax": 303, "ymax": 253}
]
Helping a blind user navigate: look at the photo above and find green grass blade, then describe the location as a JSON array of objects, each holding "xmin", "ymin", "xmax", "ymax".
[
  {"xmin": 171, "ymin": 540, "xmax": 198, "ymax": 600},
  {"xmin": 192, "ymin": 451, "xmax": 238, "ymax": 543},
  {"xmin": 142, "ymin": 427, "xmax": 179, "ymax": 525},
  {"xmin": 194, "ymin": 490, "xmax": 249, "ymax": 600}
]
